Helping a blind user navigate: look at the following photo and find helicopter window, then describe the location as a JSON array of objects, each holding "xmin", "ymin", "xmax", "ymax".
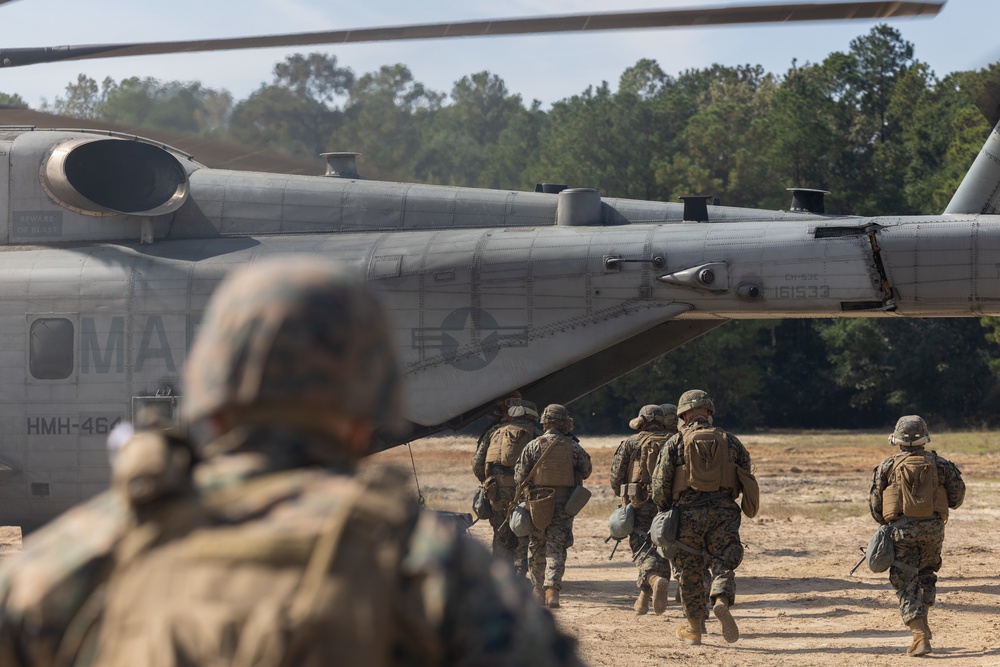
[{"xmin": 29, "ymin": 318, "xmax": 74, "ymax": 380}]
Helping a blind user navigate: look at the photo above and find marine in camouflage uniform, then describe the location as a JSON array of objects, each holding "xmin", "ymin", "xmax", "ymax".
[
  {"xmin": 609, "ymin": 405, "xmax": 675, "ymax": 615},
  {"xmin": 515, "ymin": 404, "xmax": 592, "ymax": 609},
  {"xmin": 652, "ymin": 390, "xmax": 751, "ymax": 646},
  {"xmin": 869, "ymin": 415, "xmax": 965, "ymax": 657},
  {"xmin": 0, "ymin": 260, "xmax": 583, "ymax": 667},
  {"xmin": 472, "ymin": 392, "xmax": 522, "ymax": 481},
  {"xmin": 472, "ymin": 399, "xmax": 540, "ymax": 576}
]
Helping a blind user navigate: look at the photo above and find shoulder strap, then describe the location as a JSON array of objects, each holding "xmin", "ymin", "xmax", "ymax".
[
  {"xmin": 523, "ymin": 435, "xmax": 562, "ymax": 486},
  {"xmin": 246, "ymin": 482, "xmax": 367, "ymax": 667}
]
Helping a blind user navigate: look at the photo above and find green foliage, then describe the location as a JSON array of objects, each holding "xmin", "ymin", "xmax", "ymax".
[
  {"xmin": 44, "ymin": 74, "xmax": 109, "ymax": 119},
  {"xmin": 573, "ymin": 321, "xmax": 774, "ymax": 431},
  {"xmin": 0, "ymin": 92, "xmax": 28, "ymax": 109},
  {"xmin": 331, "ymin": 64, "xmax": 442, "ymax": 182},
  {"xmin": 100, "ymin": 78, "xmax": 233, "ymax": 134}
]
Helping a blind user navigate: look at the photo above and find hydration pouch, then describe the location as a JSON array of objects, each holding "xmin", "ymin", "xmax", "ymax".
[{"xmin": 564, "ymin": 485, "xmax": 591, "ymax": 516}]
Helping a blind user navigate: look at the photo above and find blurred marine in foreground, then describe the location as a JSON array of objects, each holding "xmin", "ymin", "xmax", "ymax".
[{"xmin": 0, "ymin": 259, "xmax": 582, "ymax": 667}]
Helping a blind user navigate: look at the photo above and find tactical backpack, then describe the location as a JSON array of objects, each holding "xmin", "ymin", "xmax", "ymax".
[
  {"xmin": 624, "ymin": 431, "xmax": 668, "ymax": 506},
  {"xmin": 882, "ymin": 450, "xmax": 949, "ymax": 522},
  {"xmin": 672, "ymin": 424, "xmax": 738, "ymax": 498},
  {"xmin": 486, "ymin": 423, "xmax": 534, "ymax": 469}
]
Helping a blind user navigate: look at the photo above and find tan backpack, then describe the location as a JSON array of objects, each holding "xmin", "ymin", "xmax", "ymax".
[
  {"xmin": 882, "ymin": 451, "xmax": 949, "ymax": 522},
  {"xmin": 672, "ymin": 424, "xmax": 738, "ymax": 499},
  {"xmin": 625, "ymin": 431, "xmax": 668, "ymax": 504},
  {"xmin": 486, "ymin": 422, "xmax": 534, "ymax": 468}
]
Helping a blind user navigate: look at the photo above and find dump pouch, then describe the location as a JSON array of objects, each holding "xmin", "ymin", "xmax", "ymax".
[{"xmin": 526, "ymin": 487, "xmax": 556, "ymax": 532}]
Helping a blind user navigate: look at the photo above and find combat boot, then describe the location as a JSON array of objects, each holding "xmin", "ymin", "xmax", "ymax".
[
  {"xmin": 650, "ymin": 575, "xmax": 669, "ymax": 615},
  {"xmin": 675, "ymin": 618, "xmax": 702, "ymax": 645},
  {"xmin": 713, "ymin": 599, "xmax": 740, "ymax": 643},
  {"xmin": 532, "ymin": 585, "xmax": 544, "ymax": 604},
  {"xmin": 906, "ymin": 617, "xmax": 932, "ymax": 657},
  {"xmin": 544, "ymin": 587, "xmax": 560, "ymax": 609},
  {"xmin": 634, "ymin": 589, "xmax": 651, "ymax": 615}
]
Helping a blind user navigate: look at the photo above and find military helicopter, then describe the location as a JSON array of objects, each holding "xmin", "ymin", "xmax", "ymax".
[{"xmin": 1, "ymin": 0, "xmax": 990, "ymax": 528}]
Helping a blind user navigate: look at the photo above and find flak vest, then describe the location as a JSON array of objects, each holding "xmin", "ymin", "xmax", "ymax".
[{"xmin": 532, "ymin": 435, "xmax": 576, "ymax": 488}]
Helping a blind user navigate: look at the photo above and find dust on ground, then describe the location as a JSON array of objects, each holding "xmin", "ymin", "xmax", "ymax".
[{"xmin": 1, "ymin": 432, "xmax": 997, "ymax": 665}]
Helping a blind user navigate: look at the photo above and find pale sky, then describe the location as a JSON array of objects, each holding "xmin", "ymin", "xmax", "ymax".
[{"xmin": 0, "ymin": 0, "xmax": 996, "ymax": 109}]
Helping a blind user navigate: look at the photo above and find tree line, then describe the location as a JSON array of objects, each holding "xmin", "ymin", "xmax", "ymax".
[{"xmin": 5, "ymin": 25, "xmax": 1000, "ymax": 433}]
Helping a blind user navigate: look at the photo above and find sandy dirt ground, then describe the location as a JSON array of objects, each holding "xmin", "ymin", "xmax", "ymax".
[
  {"xmin": 370, "ymin": 432, "xmax": 1000, "ymax": 666},
  {"xmin": 0, "ymin": 431, "xmax": 996, "ymax": 665}
]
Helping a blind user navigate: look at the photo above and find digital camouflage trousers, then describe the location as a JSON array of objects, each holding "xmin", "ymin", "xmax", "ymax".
[
  {"xmin": 673, "ymin": 501, "xmax": 743, "ymax": 621},
  {"xmin": 528, "ymin": 505, "xmax": 574, "ymax": 591},
  {"xmin": 488, "ymin": 486, "xmax": 528, "ymax": 575},
  {"xmin": 631, "ymin": 501, "xmax": 671, "ymax": 592},
  {"xmin": 890, "ymin": 518, "xmax": 944, "ymax": 624}
]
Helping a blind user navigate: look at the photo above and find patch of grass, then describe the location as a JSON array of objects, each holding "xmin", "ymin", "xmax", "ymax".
[
  {"xmin": 926, "ymin": 432, "xmax": 1000, "ymax": 456},
  {"xmin": 760, "ymin": 499, "xmax": 869, "ymax": 522}
]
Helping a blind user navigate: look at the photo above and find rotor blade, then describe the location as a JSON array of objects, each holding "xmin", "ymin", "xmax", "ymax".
[{"xmin": 0, "ymin": 1, "xmax": 943, "ymax": 68}]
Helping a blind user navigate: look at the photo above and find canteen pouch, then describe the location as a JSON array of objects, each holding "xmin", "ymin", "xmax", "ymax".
[
  {"xmin": 472, "ymin": 486, "xmax": 493, "ymax": 520},
  {"xmin": 736, "ymin": 466, "xmax": 760, "ymax": 518},
  {"xmin": 509, "ymin": 503, "xmax": 533, "ymax": 538},
  {"xmin": 608, "ymin": 504, "xmax": 635, "ymax": 540},
  {"xmin": 526, "ymin": 487, "xmax": 556, "ymax": 532},
  {"xmin": 866, "ymin": 524, "xmax": 895, "ymax": 573},
  {"xmin": 564, "ymin": 485, "xmax": 592, "ymax": 516}
]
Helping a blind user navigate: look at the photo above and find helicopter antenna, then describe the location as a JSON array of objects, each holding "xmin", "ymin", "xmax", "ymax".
[{"xmin": 405, "ymin": 441, "xmax": 426, "ymax": 507}]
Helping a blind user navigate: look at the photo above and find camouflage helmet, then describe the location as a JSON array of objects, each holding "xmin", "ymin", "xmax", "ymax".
[
  {"xmin": 182, "ymin": 259, "xmax": 401, "ymax": 435},
  {"xmin": 507, "ymin": 399, "xmax": 539, "ymax": 421},
  {"xmin": 494, "ymin": 390, "xmax": 522, "ymax": 417},
  {"xmin": 659, "ymin": 403, "xmax": 678, "ymax": 430},
  {"xmin": 541, "ymin": 404, "xmax": 573, "ymax": 432},
  {"xmin": 608, "ymin": 504, "xmax": 635, "ymax": 540},
  {"xmin": 676, "ymin": 390, "xmax": 715, "ymax": 417},
  {"xmin": 889, "ymin": 415, "xmax": 930, "ymax": 448},
  {"xmin": 629, "ymin": 404, "xmax": 665, "ymax": 430}
]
